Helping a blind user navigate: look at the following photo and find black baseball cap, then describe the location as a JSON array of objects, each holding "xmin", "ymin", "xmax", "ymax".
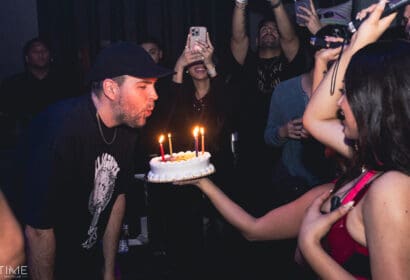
[{"xmin": 87, "ymin": 41, "xmax": 173, "ymax": 82}]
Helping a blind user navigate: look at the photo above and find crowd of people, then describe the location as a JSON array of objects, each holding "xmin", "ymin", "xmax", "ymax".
[{"xmin": 0, "ymin": 0, "xmax": 409, "ymax": 279}]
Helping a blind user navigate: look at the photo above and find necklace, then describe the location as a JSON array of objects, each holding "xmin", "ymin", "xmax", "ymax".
[
  {"xmin": 193, "ymin": 97, "xmax": 206, "ymax": 112},
  {"xmin": 96, "ymin": 112, "xmax": 117, "ymax": 145},
  {"xmin": 193, "ymin": 91, "xmax": 208, "ymax": 112}
]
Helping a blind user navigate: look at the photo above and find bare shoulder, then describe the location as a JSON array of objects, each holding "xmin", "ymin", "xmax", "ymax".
[
  {"xmin": 364, "ymin": 171, "xmax": 410, "ymax": 212},
  {"xmin": 367, "ymin": 171, "xmax": 410, "ymax": 195}
]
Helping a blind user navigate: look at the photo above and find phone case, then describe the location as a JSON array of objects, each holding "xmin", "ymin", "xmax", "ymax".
[
  {"xmin": 294, "ymin": 0, "xmax": 311, "ymax": 25},
  {"xmin": 189, "ymin": 26, "xmax": 207, "ymax": 51}
]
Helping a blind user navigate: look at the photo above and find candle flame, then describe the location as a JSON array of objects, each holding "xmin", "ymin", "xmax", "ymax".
[
  {"xmin": 200, "ymin": 127, "xmax": 204, "ymax": 135},
  {"xmin": 159, "ymin": 135, "xmax": 164, "ymax": 143},
  {"xmin": 168, "ymin": 133, "xmax": 171, "ymax": 138},
  {"xmin": 193, "ymin": 126, "xmax": 199, "ymax": 137}
]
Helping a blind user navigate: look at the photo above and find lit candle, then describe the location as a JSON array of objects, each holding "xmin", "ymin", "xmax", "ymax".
[
  {"xmin": 193, "ymin": 126, "xmax": 199, "ymax": 157},
  {"xmin": 200, "ymin": 127, "xmax": 205, "ymax": 155},
  {"xmin": 159, "ymin": 135, "xmax": 165, "ymax": 161},
  {"xmin": 168, "ymin": 133, "xmax": 173, "ymax": 155}
]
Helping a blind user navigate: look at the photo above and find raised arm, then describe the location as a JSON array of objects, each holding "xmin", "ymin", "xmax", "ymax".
[
  {"xmin": 269, "ymin": 0, "xmax": 300, "ymax": 61},
  {"xmin": 311, "ymin": 39, "xmax": 345, "ymax": 92},
  {"xmin": 175, "ymin": 177, "xmax": 332, "ymax": 241},
  {"xmin": 173, "ymin": 35, "xmax": 208, "ymax": 84},
  {"xmin": 231, "ymin": 0, "xmax": 249, "ymax": 65},
  {"xmin": 303, "ymin": 0, "xmax": 396, "ymax": 158},
  {"xmin": 296, "ymin": 0, "xmax": 323, "ymax": 35},
  {"xmin": 195, "ymin": 33, "xmax": 217, "ymax": 78},
  {"xmin": 300, "ymin": 2, "xmax": 402, "ymax": 279}
]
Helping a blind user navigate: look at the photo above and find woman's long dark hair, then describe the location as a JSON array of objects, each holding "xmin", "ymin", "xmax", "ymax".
[{"xmin": 335, "ymin": 40, "xmax": 410, "ymax": 188}]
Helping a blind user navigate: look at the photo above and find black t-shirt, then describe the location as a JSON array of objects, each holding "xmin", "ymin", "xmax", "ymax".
[
  {"xmin": 22, "ymin": 94, "xmax": 138, "ymax": 278},
  {"xmin": 0, "ymin": 69, "xmax": 78, "ymax": 123},
  {"xmin": 238, "ymin": 47, "xmax": 309, "ymax": 134},
  {"xmin": 223, "ymin": 46, "xmax": 311, "ymax": 214},
  {"xmin": 228, "ymin": 47, "xmax": 309, "ymax": 163},
  {"xmin": 0, "ymin": 69, "xmax": 79, "ymax": 148}
]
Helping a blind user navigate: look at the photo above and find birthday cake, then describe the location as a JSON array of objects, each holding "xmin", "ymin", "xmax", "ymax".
[{"xmin": 147, "ymin": 151, "xmax": 215, "ymax": 183}]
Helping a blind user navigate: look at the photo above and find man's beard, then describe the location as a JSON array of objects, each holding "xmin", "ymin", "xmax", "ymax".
[
  {"xmin": 115, "ymin": 101, "xmax": 144, "ymax": 128},
  {"xmin": 28, "ymin": 56, "xmax": 50, "ymax": 69},
  {"xmin": 117, "ymin": 109, "xmax": 146, "ymax": 128},
  {"xmin": 258, "ymin": 38, "xmax": 280, "ymax": 50}
]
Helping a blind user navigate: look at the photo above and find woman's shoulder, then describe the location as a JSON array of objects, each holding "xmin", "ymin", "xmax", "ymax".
[
  {"xmin": 369, "ymin": 171, "xmax": 410, "ymax": 191},
  {"xmin": 363, "ymin": 170, "xmax": 410, "ymax": 210}
]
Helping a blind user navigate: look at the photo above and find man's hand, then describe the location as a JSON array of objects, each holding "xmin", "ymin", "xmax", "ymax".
[
  {"xmin": 193, "ymin": 32, "xmax": 214, "ymax": 66},
  {"xmin": 297, "ymin": 0, "xmax": 322, "ymax": 34},
  {"xmin": 279, "ymin": 117, "xmax": 309, "ymax": 139}
]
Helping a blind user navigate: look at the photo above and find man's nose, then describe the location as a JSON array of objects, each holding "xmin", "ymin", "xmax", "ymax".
[{"xmin": 151, "ymin": 89, "xmax": 158, "ymax": 101}]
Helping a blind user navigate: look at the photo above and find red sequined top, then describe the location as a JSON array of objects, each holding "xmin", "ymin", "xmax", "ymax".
[{"xmin": 326, "ymin": 170, "xmax": 379, "ymax": 280}]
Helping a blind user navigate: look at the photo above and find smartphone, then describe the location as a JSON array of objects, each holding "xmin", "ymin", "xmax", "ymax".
[
  {"xmin": 189, "ymin": 26, "xmax": 207, "ymax": 51},
  {"xmin": 294, "ymin": 0, "xmax": 311, "ymax": 26}
]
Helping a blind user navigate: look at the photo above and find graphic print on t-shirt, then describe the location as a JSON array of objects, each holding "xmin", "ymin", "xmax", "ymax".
[
  {"xmin": 257, "ymin": 58, "xmax": 283, "ymax": 96},
  {"xmin": 82, "ymin": 153, "xmax": 120, "ymax": 249}
]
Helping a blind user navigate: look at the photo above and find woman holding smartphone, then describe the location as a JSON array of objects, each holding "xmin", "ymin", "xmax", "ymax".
[
  {"xmin": 169, "ymin": 30, "xmax": 235, "ymax": 175},
  {"xmin": 154, "ymin": 30, "xmax": 236, "ymax": 280}
]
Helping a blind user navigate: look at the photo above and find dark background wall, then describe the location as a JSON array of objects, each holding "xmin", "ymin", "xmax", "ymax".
[
  {"xmin": 35, "ymin": 0, "xmax": 241, "ymax": 83},
  {"xmin": 0, "ymin": 0, "xmax": 375, "ymax": 82},
  {"xmin": 0, "ymin": 0, "xmax": 298, "ymax": 82},
  {"xmin": 0, "ymin": 0, "xmax": 38, "ymax": 80}
]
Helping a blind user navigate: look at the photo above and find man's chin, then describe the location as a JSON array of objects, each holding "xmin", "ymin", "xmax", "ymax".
[
  {"xmin": 126, "ymin": 118, "xmax": 146, "ymax": 128},
  {"xmin": 259, "ymin": 42, "xmax": 280, "ymax": 50},
  {"xmin": 139, "ymin": 118, "xmax": 148, "ymax": 127},
  {"xmin": 135, "ymin": 121, "xmax": 146, "ymax": 128}
]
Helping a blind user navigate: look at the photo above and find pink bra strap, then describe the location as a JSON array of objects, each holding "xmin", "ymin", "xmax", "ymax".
[{"xmin": 342, "ymin": 170, "xmax": 378, "ymax": 203}]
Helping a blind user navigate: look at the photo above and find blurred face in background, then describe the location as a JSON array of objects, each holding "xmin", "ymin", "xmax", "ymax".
[
  {"xmin": 403, "ymin": 5, "xmax": 410, "ymax": 40},
  {"xmin": 25, "ymin": 41, "xmax": 51, "ymax": 69},
  {"xmin": 257, "ymin": 21, "xmax": 280, "ymax": 49},
  {"xmin": 141, "ymin": 42, "xmax": 163, "ymax": 64}
]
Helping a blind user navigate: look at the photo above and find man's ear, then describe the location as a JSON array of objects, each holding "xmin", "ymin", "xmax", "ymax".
[{"xmin": 102, "ymin": 79, "xmax": 119, "ymax": 100}]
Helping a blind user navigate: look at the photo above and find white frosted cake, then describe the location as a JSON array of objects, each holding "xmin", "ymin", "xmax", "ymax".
[{"xmin": 147, "ymin": 151, "xmax": 215, "ymax": 183}]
